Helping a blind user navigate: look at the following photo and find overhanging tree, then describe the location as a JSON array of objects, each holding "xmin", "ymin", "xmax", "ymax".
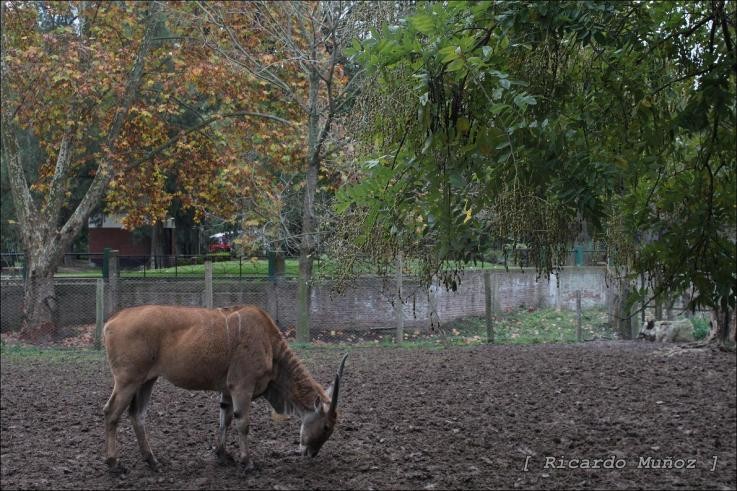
[{"xmin": 337, "ymin": 1, "xmax": 735, "ymax": 341}]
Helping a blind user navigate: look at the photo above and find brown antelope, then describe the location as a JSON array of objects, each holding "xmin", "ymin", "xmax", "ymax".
[{"xmin": 102, "ymin": 304, "xmax": 348, "ymax": 473}]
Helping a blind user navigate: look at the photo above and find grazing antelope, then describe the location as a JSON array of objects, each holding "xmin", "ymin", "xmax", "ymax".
[{"xmin": 102, "ymin": 304, "xmax": 348, "ymax": 473}]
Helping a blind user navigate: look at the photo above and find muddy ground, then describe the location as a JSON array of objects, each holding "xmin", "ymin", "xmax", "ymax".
[{"xmin": 1, "ymin": 341, "xmax": 735, "ymax": 490}]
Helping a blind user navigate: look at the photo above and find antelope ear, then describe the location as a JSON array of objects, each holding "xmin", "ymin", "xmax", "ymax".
[
  {"xmin": 326, "ymin": 381, "xmax": 335, "ymax": 399},
  {"xmin": 314, "ymin": 395, "xmax": 323, "ymax": 413}
]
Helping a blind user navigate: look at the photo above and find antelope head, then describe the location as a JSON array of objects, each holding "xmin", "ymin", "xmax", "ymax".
[
  {"xmin": 299, "ymin": 353, "xmax": 348, "ymax": 457},
  {"xmin": 638, "ymin": 319, "xmax": 656, "ymax": 341}
]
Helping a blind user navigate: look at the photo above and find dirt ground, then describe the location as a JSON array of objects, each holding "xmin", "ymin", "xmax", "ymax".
[{"xmin": 1, "ymin": 341, "xmax": 735, "ymax": 490}]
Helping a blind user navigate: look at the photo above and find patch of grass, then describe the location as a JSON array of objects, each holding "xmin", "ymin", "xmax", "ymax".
[
  {"xmin": 45, "ymin": 256, "xmax": 536, "ymax": 279},
  {"xmin": 371, "ymin": 307, "xmax": 616, "ymax": 348},
  {"xmin": 0, "ymin": 308, "xmax": 616, "ymax": 362},
  {"xmin": 56, "ymin": 270, "xmax": 103, "ymax": 278},
  {"xmin": 445, "ymin": 307, "xmax": 614, "ymax": 345},
  {"xmin": 289, "ymin": 341, "xmax": 316, "ymax": 351},
  {"xmin": 284, "ymin": 308, "xmax": 615, "ymax": 351},
  {"xmin": 297, "ymin": 339, "xmax": 454, "ymax": 351},
  {"xmin": 0, "ymin": 340, "xmax": 105, "ymax": 363}
]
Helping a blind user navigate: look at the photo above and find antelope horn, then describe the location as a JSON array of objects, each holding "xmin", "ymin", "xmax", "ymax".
[{"xmin": 329, "ymin": 353, "xmax": 348, "ymax": 415}]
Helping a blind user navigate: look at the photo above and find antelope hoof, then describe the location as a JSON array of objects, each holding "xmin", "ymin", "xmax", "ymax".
[
  {"xmin": 105, "ymin": 458, "xmax": 127, "ymax": 475},
  {"xmin": 215, "ymin": 450, "xmax": 235, "ymax": 466},
  {"xmin": 239, "ymin": 459, "xmax": 256, "ymax": 474},
  {"xmin": 145, "ymin": 456, "xmax": 161, "ymax": 472}
]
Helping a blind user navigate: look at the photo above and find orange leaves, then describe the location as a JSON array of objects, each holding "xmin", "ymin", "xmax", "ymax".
[
  {"xmin": 3, "ymin": 1, "xmax": 343, "ymax": 238},
  {"xmin": 4, "ymin": 3, "xmax": 149, "ymax": 187}
]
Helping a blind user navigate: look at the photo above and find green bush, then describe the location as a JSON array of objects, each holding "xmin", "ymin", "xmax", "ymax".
[{"xmin": 691, "ymin": 317, "xmax": 711, "ymax": 340}]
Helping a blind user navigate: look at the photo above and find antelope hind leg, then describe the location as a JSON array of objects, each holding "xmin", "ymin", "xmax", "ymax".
[
  {"xmin": 103, "ymin": 383, "xmax": 138, "ymax": 473},
  {"xmin": 231, "ymin": 388, "xmax": 256, "ymax": 473},
  {"xmin": 215, "ymin": 392, "xmax": 235, "ymax": 465},
  {"xmin": 129, "ymin": 378, "xmax": 160, "ymax": 471}
]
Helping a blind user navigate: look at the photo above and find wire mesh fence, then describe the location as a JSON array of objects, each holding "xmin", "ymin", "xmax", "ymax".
[
  {"xmin": 1, "ymin": 278, "xmax": 101, "ymax": 346},
  {"xmin": 0, "ymin": 247, "xmax": 610, "ymax": 346},
  {"xmin": 1, "ymin": 255, "xmax": 624, "ymax": 348}
]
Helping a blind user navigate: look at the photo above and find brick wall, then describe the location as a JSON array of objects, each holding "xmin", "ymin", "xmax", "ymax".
[{"xmin": 88, "ymin": 228, "xmax": 150, "ymax": 256}]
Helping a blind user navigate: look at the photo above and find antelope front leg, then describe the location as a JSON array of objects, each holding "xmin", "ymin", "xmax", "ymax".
[
  {"xmin": 215, "ymin": 393, "xmax": 234, "ymax": 465},
  {"xmin": 231, "ymin": 389, "xmax": 255, "ymax": 472}
]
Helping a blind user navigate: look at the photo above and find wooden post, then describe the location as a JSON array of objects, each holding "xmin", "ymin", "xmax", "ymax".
[
  {"xmin": 95, "ymin": 279, "xmax": 104, "ymax": 350},
  {"xmin": 484, "ymin": 270, "xmax": 495, "ymax": 343},
  {"xmin": 105, "ymin": 250, "xmax": 119, "ymax": 317},
  {"xmin": 204, "ymin": 259, "xmax": 213, "ymax": 309},
  {"xmin": 427, "ymin": 284, "xmax": 439, "ymax": 329},
  {"xmin": 395, "ymin": 252, "xmax": 404, "ymax": 343},
  {"xmin": 576, "ymin": 290, "xmax": 582, "ymax": 342},
  {"xmin": 102, "ymin": 247, "xmax": 111, "ymax": 279},
  {"xmin": 266, "ymin": 279, "xmax": 279, "ymax": 326}
]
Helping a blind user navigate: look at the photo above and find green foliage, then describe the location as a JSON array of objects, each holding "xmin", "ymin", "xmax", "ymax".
[
  {"xmin": 338, "ymin": 0, "xmax": 736, "ymax": 316},
  {"xmin": 691, "ymin": 317, "xmax": 711, "ymax": 341}
]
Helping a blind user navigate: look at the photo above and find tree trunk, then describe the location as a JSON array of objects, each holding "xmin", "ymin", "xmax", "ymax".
[
  {"xmin": 616, "ymin": 281, "xmax": 635, "ymax": 339},
  {"xmin": 296, "ymin": 34, "xmax": 324, "ymax": 343},
  {"xmin": 708, "ymin": 308, "xmax": 736, "ymax": 345},
  {"xmin": 21, "ymin": 253, "xmax": 62, "ymax": 340},
  {"xmin": 274, "ymin": 251, "xmax": 286, "ymax": 275},
  {"xmin": 150, "ymin": 220, "xmax": 166, "ymax": 268},
  {"xmin": 296, "ymin": 156, "xmax": 319, "ymax": 343},
  {"xmin": 296, "ymin": 257, "xmax": 312, "ymax": 343},
  {"xmin": 654, "ymin": 295, "xmax": 663, "ymax": 321}
]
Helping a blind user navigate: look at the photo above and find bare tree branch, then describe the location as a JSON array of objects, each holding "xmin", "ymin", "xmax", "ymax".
[{"xmin": 43, "ymin": 132, "xmax": 74, "ymax": 228}]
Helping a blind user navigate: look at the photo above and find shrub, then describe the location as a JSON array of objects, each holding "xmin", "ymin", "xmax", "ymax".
[{"xmin": 691, "ymin": 317, "xmax": 710, "ymax": 340}]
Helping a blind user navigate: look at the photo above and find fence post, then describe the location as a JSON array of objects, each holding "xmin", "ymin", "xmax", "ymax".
[
  {"xmin": 484, "ymin": 270, "xmax": 495, "ymax": 344},
  {"xmin": 395, "ymin": 252, "xmax": 404, "ymax": 343},
  {"xmin": 106, "ymin": 250, "xmax": 119, "ymax": 317},
  {"xmin": 266, "ymin": 278, "xmax": 278, "ymax": 325},
  {"xmin": 204, "ymin": 259, "xmax": 213, "ymax": 308},
  {"xmin": 102, "ymin": 247, "xmax": 111, "ymax": 279},
  {"xmin": 576, "ymin": 290, "xmax": 582, "ymax": 342},
  {"xmin": 575, "ymin": 246, "xmax": 584, "ymax": 267},
  {"xmin": 267, "ymin": 252, "xmax": 276, "ymax": 280},
  {"xmin": 95, "ymin": 279, "xmax": 104, "ymax": 350},
  {"xmin": 427, "ymin": 284, "xmax": 439, "ymax": 330}
]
